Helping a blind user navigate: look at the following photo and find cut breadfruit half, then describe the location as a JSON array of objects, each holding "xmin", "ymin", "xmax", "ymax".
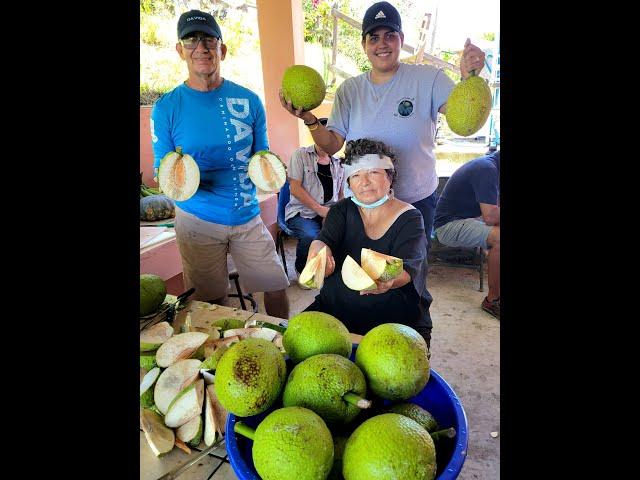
[
  {"xmin": 298, "ymin": 246, "xmax": 327, "ymax": 289},
  {"xmin": 247, "ymin": 150, "xmax": 287, "ymax": 193},
  {"xmin": 177, "ymin": 415, "xmax": 203, "ymax": 448},
  {"xmin": 158, "ymin": 147, "xmax": 200, "ymax": 201},
  {"xmin": 140, "ymin": 321, "xmax": 174, "ymax": 352},
  {"xmin": 141, "ymin": 408, "xmax": 175, "ymax": 457},
  {"xmin": 360, "ymin": 248, "xmax": 403, "ymax": 282},
  {"xmin": 154, "ymin": 359, "xmax": 202, "ymax": 415},
  {"xmin": 140, "ymin": 367, "xmax": 161, "ymax": 408},
  {"xmin": 164, "ymin": 379, "xmax": 205, "ymax": 428},
  {"xmin": 204, "ymin": 384, "xmax": 228, "ymax": 446},
  {"xmin": 155, "ymin": 332, "xmax": 209, "ymax": 368},
  {"xmin": 342, "ymin": 255, "xmax": 377, "ymax": 291}
]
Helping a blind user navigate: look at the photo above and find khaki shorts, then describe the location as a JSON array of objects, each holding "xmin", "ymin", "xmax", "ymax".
[{"xmin": 175, "ymin": 207, "xmax": 290, "ymax": 302}]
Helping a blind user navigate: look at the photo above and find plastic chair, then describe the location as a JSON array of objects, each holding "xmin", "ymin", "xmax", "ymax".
[
  {"xmin": 428, "ymin": 176, "xmax": 486, "ymax": 292},
  {"xmin": 275, "ymin": 180, "xmax": 294, "ymax": 277}
]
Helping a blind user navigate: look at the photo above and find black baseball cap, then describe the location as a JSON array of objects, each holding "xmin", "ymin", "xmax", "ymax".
[
  {"xmin": 362, "ymin": 2, "xmax": 402, "ymax": 37},
  {"xmin": 177, "ymin": 10, "xmax": 223, "ymax": 41}
]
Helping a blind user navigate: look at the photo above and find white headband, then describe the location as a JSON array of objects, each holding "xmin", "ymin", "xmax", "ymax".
[{"xmin": 344, "ymin": 154, "xmax": 394, "ymax": 180}]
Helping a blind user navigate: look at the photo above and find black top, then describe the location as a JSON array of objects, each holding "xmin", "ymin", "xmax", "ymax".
[
  {"xmin": 316, "ymin": 162, "xmax": 333, "ymax": 204},
  {"xmin": 310, "ymin": 198, "xmax": 432, "ymax": 335}
]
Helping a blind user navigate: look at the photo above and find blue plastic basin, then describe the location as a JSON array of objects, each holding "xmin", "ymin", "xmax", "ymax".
[{"xmin": 225, "ymin": 345, "xmax": 468, "ymax": 479}]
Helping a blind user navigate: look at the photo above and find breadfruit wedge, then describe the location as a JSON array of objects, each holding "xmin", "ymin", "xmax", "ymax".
[
  {"xmin": 248, "ymin": 150, "xmax": 287, "ymax": 192},
  {"xmin": 204, "ymin": 384, "xmax": 228, "ymax": 446},
  {"xmin": 164, "ymin": 379, "xmax": 205, "ymax": 428},
  {"xmin": 140, "ymin": 321, "xmax": 173, "ymax": 352},
  {"xmin": 155, "ymin": 332, "xmax": 209, "ymax": 368},
  {"xmin": 223, "ymin": 327, "xmax": 278, "ymax": 342},
  {"xmin": 154, "ymin": 359, "xmax": 202, "ymax": 415},
  {"xmin": 360, "ymin": 248, "xmax": 403, "ymax": 282},
  {"xmin": 445, "ymin": 72, "xmax": 492, "ymax": 137},
  {"xmin": 341, "ymin": 255, "xmax": 376, "ymax": 291},
  {"xmin": 158, "ymin": 147, "xmax": 200, "ymax": 201},
  {"xmin": 140, "ymin": 367, "xmax": 161, "ymax": 408},
  {"xmin": 298, "ymin": 246, "xmax": 327, "ymax": 289},
  {"xmin": 176, "ymin": 415, "xmax": 204, "ymax": 448},
  {"xmin": 141, "ymin": 408, "xmax": 175, "ymax": 457}
]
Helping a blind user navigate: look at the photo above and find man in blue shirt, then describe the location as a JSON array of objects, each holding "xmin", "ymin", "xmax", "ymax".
[
  {"xmin": 434, "ymin": 150, "xmax": 500, "ymax": 319},
  {"xmin": 150, "ymin": 10, "xmax": 290, "ymax": 318}
]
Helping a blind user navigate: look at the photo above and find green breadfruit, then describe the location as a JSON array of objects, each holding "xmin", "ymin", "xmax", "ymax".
[
  {"xmin": 282, "ymin": 311, "xmax": 352, "ymax": 364},
  {"xmin": 445, "ymin": 74, "xmax": 492, "ymax": 137},
  {"xmin": 281, "ymin": 65, "xmax": 327, "ymax": 111},
  {"xmin": 387, "ymin": 402, "xmax": 439, "ymax": 433}
]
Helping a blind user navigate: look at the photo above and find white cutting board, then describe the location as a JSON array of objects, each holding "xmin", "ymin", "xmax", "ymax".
[{"xmin": 140, "ymin": 227, "xmax": 167, "ymax": 248}]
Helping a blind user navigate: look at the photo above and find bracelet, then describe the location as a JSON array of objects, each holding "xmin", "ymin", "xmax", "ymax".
[
  {"xmin": 307, "ymin": 122, "xmax": 319, "ymax": 131},
  {"xmin": 302, "ymin": 117, "xmax": 318, "ymax": 127}
]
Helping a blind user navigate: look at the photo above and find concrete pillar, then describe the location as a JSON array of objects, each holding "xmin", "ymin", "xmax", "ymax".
[{"xmin": 256, "ymin": 0, "xmax": 305, "ymax": 166}]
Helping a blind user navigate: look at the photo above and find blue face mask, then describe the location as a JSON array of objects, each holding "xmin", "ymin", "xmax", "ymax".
[{"xmin": 351, "ymin": 194, "xmax": 390, "ymax": 209}]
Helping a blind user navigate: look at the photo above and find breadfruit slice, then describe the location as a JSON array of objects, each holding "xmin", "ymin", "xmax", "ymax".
[
  {"xmin": 341, "ymin": 255, "xmax": 376, "ymax": 291},
  {"xmin": 176, "ymin": 415, "xmax": 203, "ymax": 448},
  {"xmin": 158, "ymin": 147, "xmax": 200, "ymax": 201},
  {"xmin": 298, "ymin": 246, "xmax": 327, "ymax": 289},
  {"xmin": 164, "ymin": 379, "xmax": 205, "ymax": 428},
  {"xmin": 360, "ymin": 248, "xmax": 403, "ymax": 282},
  {"xmin": 155, "ymin": 332, "xmax": 209, "ymax": 368},
  {"xmin": 140, "ymin": 321, "xmax": 173, "ymax": 352},
  {"xmin": 154, "ymin": 359, "xmax": 202, "ymax": 414},
  {"xmin": 140, "ymin": 367, "xmax": 161, "ymax": 408},
  {"xmin": 141, "ymin": 408, "xmax": 175, "ymax": 457},
  {"xmin": 204, "ymin": 384, "xmax": 228, "ymax": 446},
  {"xmin": 248, "ymin": 150, "xmax": 287, "ymax": 192}
]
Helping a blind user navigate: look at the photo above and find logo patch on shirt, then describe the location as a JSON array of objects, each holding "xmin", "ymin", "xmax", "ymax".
[{"xmin": 396, "ymin": 98, "xmax": 414, "ymax": 117}]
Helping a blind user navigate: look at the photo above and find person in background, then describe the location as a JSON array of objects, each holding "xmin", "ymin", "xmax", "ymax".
[
  {"xmin": 285, "ymin": 118, "xmax": 345, "ymax": 274},
  {"xmin": 434, "ymin": 150, "xmax": 500, "ymax": 319}
]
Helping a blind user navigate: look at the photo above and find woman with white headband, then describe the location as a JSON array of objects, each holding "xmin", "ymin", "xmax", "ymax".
[{"xmin": 304, "ymin": 139, "xmax": 433, "ymax": 348}]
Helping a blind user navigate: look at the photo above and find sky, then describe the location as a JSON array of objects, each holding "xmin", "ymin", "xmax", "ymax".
[
  {"xmin": 348, "ymin": 0, "xmax": 500, "ymax": 51},
  {"xmin": 434, "ymin": 0, "xmax": 500, "ymax": 50}
]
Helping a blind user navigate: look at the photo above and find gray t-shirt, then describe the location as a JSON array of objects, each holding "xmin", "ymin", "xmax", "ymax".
[
  {"xmin": 328, "ymin": 63, "xmax": 455, "ymax": 204},
  {"xmin": 285, "ymin": 145, "xmax": 345, "ymax": 221}
]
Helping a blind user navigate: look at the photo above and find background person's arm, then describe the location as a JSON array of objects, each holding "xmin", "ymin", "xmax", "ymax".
[
  {"xmin": 480, "ymin": 203, "xmax": 500, "ymax": 226},
  {"xmin": 289, "ymin": 178, "xmax": 330, "ymax": 218}
]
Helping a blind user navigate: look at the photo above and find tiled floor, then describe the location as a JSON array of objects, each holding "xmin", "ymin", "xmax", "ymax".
[{"xmin": 141, "ymin": 237, "xmax": 499, "ymax": 479}]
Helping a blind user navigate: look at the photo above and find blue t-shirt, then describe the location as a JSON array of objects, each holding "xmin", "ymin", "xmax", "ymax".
[
  {"xmin": 150, "ymin": 80, "xmax": 268, "ymax": 225},
  {"xmin": 433, "ymin": 151, "xmax": 500, "ymax": 228}
]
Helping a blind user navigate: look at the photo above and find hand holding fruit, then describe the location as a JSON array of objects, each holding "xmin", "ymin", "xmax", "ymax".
[
  {"xmin": 361, "ymin": 278, "xmax": 395, "ymax": 296},
  {"xmin": 460, "ymin": 38, "xmax": 486, "ymax": 79},
  {"xmin": 279, "ymin": 89, "xmax": 316, "ymax": 124}
]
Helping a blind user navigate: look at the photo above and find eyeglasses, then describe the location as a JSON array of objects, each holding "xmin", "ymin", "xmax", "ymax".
[
  {"xmin": 367, "ymin": 31, "xmax": 400, "ymax": 44},
  {"xmin": 180, "ymin": 35, "xmax": 220, "ymax": 50}
]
